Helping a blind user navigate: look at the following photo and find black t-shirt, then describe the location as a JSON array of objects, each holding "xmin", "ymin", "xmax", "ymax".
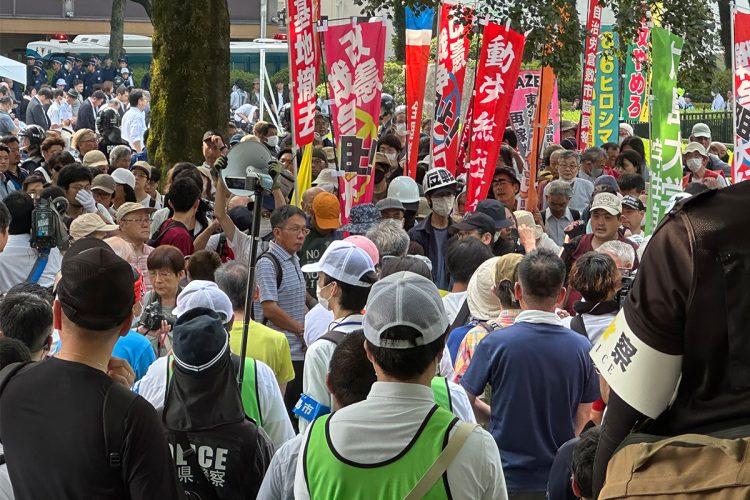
[{"xmin": 0, "ymin": 358, "xmax": 184, "ymax": 500}]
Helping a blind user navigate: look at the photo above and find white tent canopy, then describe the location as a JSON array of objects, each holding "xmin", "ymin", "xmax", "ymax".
[{"xmin": 0, "ymin": 56, "xmax": 26, "ymax": 85}]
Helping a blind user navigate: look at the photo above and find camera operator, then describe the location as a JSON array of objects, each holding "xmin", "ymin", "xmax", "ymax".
[
  {"xmin": 0, "ymin": 192, "xmax": 63, "ymax": 293},
  {"xmin": 136, "ymin": 244, "xmax": 184, "ymax": 355}
]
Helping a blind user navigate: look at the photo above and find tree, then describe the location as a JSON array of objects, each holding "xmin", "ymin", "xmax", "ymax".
[
  {"xmin": 148, "ymin": 0, "xmax": 230, "ymax": 169},
  {"xmin": 109, "ymin": 0, "xmax": 126, "ymax": 61},
  {"xmin": 717, "ymin": 0, "xmax": 731, "ymax": 69}
]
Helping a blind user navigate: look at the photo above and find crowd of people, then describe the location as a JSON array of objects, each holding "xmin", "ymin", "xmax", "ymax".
[{"xmin": 0, "ymin": 53, "xmax": 744, "ymax": 499}]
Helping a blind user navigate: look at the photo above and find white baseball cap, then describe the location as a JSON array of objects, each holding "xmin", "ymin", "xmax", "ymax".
[
  {"xmin": 363, "ymin": 271, "xmax": 448, "ymax": 349},
  {"xmin": 173, "ymin": 280, "xmax": 234, "ymax": 322},
  {"xmin": 300, "ymin": 241, "xmax": 375, "ymax": 287},
  {"xmin": 111, "ymin": 168, "xmax": 136, "ymax": 189},
  {"xmin": 590, "ymin": 192, "xmax": 622, "ymax": 216}
]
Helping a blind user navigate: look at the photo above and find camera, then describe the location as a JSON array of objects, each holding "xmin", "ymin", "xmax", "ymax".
[
  {"xmin": 30, "ymin": 197, "xmax": 70, "ymax": 252},
  {"xmin": 616, "ymin": 270, "xmax": 637, "ymax": 308},
  {"xmin": 140, "ymin": 302, "xmax": 175, "ymax": 331}
]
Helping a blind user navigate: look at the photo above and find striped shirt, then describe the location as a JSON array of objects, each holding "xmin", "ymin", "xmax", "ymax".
[
  {"xmin": 453, "ymin": 309, "xmax": 521, "ymax": 383},
  {"xmin": 253, "ymin": 241, "xmax": 307, "ymax": 361}
]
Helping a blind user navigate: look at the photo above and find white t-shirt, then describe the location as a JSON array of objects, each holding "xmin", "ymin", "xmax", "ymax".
[
  {"xmin": 257, "ymin": 434, "xmax": 303, "ymax": 500},
  {"xmin": 442, "ymin": 291, "xmax": 467, "ymax": 325},
  {"xmin": 134, "ymin": 356, "xmax": 294, "ymax": 450},
  {"xmin": 302, "ymin": 304, "xmax": 334, "ymax": 347},
  {"xmin": 0, "ymin": 443, "xmax": 14, "ymax": 500}
]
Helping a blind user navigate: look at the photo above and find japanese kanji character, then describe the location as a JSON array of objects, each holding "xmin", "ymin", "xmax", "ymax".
[
  {"xmin": 485, "ymin": 34, "xmax": 515, "ymax": 71},
  {"xmin": 336, "ymin": 100, "xmax": 357, "ymax": 137},
  {"xmin": 354, "ymin": 58, "xmax": 382, "ymax": 105},
  {"xmin": 450, "ymin": 39, "xmax": 467, "ymax": 71},
  {"xmin": 209, "ymin": 470, "xmax": 226, "ymax": 488},
  {"xmin": 584, "ymin": 67, "xmax": 596, "ymax": 83},
  {"xmin": 296, "ymin": 66, "xmax": 316, "ymax": 100},
  {"xmin": 328, "ymin": 60, "xmax": 352, "ymax": 103},
  {"xmin": 738, "ymin": 40, "xmax": 750, "ymax": 68},
  {"xmin": 295, "ymin": 31, "xmax": 314, "ymax": 66},
  {"xmin": 340, "ymin": 135, "xmax": 370, "ymax": 174},
  {"xmin": 296, "ymin": 100, "xmax": 317, "ymax": 138},
  {"xmin": 738, "ymin": 105, "xmax": 750, "ymax": 142},
  {"xmin": 438, "ymin": 28, "xmax": 449, "ymax": 60},
  {"xmin": 479, "ymin": 73, "xmax": 506, "ymax": 104},
  {"xmin": 178, "ymin": 465, "xmax": 193, "ymax": 484},
  {"xmin": 435, "ymin": 65, "xmax": 450, "ymax": 93},
  {"xmin": 293, "ymin": 0, "xmax": 311, "ymax": 31},
  {"xmin": 339, "ymin": 25, "xmax": 370, "ymax": 66},
  {"xmin": 637, "ymin": 26, "xmax": 649, "ymax": 47},
  {"xmin": 472, "ymin": 111, "xmax": 495, "ymax": 141}
]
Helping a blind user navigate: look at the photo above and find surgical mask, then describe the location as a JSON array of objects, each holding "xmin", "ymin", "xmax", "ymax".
[
  {"xmin": 686, "ymin": 158, "xmax": 703, "ymax": 172},
  {"xmin": 385, "ymin": 152, "xmax": 397, "ymax": 162},
  {"xmin": 431, "ymin": 196, "xmax": 455, "ymax": 217},
  {"xmin": 316, "ymin": 282, "xmax": 333, "ymax": 310},
  {"xmin": 266, "ymin": 135, "xmax": 279, "ymax": 148},
  {"xmin": 395, "ymin": 123, "xmax": 407, "ymax": 136}
]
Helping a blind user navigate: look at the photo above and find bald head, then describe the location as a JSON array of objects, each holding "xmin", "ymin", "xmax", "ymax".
[
  {"xmin": 228, "ymin": 196, "xmax": 251, "ymax": 211},
  {"xmin": 302, "ymin": 187, "xmax": 324, "ymax": 215}
]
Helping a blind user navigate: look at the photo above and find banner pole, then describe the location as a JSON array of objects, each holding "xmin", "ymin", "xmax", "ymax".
[{"xmin": 730, "ymin": 0, "xmax": 738, "ymax": 184}]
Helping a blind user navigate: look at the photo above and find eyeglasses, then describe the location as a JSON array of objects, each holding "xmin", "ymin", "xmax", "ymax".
[
  {"xmin": 282, "ymin": 225, "xmax": 310, "ymax": 235},
  {"xmin": 121, "ymin": 217, "xmax": 152, "ymax": 224}
]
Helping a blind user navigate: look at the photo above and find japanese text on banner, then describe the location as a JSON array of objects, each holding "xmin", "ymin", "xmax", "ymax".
[
  {"xmin": 508, "ymin": 71, "xmax": 560, "ymax": 160},
  {"xmin": 465, "ymin": 23, "xmax": 525, "ymax": 212},
  {"xmin": 593, "ymin": 27, "xmax": 620, "ymax": 145},
  {"xmin": 646, "ymin": 28, "xmax": 684, "ymax": 234},
  {"xmin": 578, "ymin": 0, "xmax": 602, "ymax": 147},
  {"xmin": 288, "ymin": 0, "xmax": 319, "ymax": 146},
  {"xmin": 432, "ymin": 4, "xmax": 472, "ymax": 175},
  {"xmin": 621, "ymin": 18, "xmax": 650, "ymax": 123},
  {"xmin": 733, "ymin": 11, "xmax": 750, "ymax": 183},
  {"xmin": 323, "ymin": 18, "xmax": 387, "ymax": 225}
]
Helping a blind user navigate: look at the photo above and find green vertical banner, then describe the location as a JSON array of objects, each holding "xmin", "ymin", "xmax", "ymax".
[
  {"xmin": 621, "ymin": 19, "xmax": 650, "ymax": 123},
  {"xmin": 594, "ymin": 26, "xmax": 619, "ymax": 145},
  {"xmin": 646, "ymin": 27, "xmax": 684, "ymax": 234}
]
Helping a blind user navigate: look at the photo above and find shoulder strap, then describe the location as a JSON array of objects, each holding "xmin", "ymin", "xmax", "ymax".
[
  {"xmin": 450, "ymin": 299, "xmax": 471, "ymax": 331},
  {"xmin": 319, "ymin": 330, "xmax": 347, "ymax": 346},
  {"xmin": 571, "ymin": 209, "xmax": 581, "ymax": 221},
  {"xmin": 102, "ymin": 382, "xmax": 138, "ymax": 473},
  {"xmin": 570, "ymin": 315, "xmax": 588, "ymax": 338},
  {"xmin": 147, "ymin": 220, "xmax": 182, "ymax": 247},
  {"xmin": 175, "ymin": 431, "xmax": 222, "ymax": 500},
  {"xmin": 258, "ymin": 251, "xmax": 282, "ymax": 289},
  {"xmin": 404, "ymin": 422, "xmax": 478, "ymax": 500},
  {"xmin": 541, "ymin": 211, "xmax": 547, "ymax": 224}
]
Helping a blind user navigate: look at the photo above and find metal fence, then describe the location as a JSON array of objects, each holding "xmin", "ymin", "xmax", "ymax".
[{"xmin": 632, "ymin": 111, "xmax": 733, "ymax": 144}]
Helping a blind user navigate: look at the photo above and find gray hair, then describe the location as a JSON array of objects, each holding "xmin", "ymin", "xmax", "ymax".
[
  {"xmin": 596, "ymin": 241, "xmax": 635, "ymax": 269},
  {"xmin": 546, "ymin": 179, "xmax": 573, "ymax": 199},
  {"xmin": 558, "ymin": 150, "xmax": 579, "ymax": 164},
  {"xmin": 581, "ymin": 146, "xmax": 606, "ymax": 163},
  {"xmin": 109, "ymin": 145, "xmax": 132, "ymax": 164},
  {"xmin": 365, "ymin": 219, "xmax": 409, "ymax": 259},
  {"xmin": 215, "ymin": 261, "xmax": 247, "ymax": 310}
]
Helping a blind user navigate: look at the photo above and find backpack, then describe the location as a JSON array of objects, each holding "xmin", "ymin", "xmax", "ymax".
[
  {"xmin": 599, "ymin": 426, "xmax": 750, "ymax": 499},
  {"xmin": 146, "ymin": 219, "xmax": 183, "ymax": 248},
  {"xmin": 0, "ymin": 362, "xmax": 138, "ymax": 480}
]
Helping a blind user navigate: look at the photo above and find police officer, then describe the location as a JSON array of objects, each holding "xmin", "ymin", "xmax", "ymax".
[
  {"xmin": 30, "ymin": 61, "xmax": 47, "ymax": 91},
  {"xmin": 97, "ymin": 108, "xmax": 130, "ymax": 158},
  {"xmin": 25, "ymin": 50, "xmax": 38, "ymax": 90},
  {"xmin": 100, "ymin": 55, "xmax": 118, "ymax": 82},
  {"xmin": 70, "ymin": 56, "xmax": 85, "ymax": 85},
  {"xmin": 83, "ymin": 58, "xmax": 103, "ymax": 98},
  {"xmin": 52, "ymin": 58, "xmax": 69, "ymax": 90}
]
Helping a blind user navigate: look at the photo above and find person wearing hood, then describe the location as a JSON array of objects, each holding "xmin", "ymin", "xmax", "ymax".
[
  {"xmin": 135, "ymin": 280, "xmax": 295, "ymax": 450},
  {"xmin": 163, "ymin": 308, "xmax": 273, "ymax": 499},
  {"xmin": 97, "ymin": 108, "xmax": 130, "ymax": 158}
]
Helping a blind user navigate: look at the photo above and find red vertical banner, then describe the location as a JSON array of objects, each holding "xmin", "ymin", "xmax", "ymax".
[
  {"xmin": 288, "ymin": 0, "xmax": 318, "ymax": 146},
  {"xmin": 432, "ymin": 4, "xmax": 473, "ymax": 175},
  {"xmin": 733, "ymin": 10, "xmax": 750, "ymax": 183},
  {"xmin": 405, "ymin": 6, "xmax": 434, "ymax": 178},
  {"xmin": 578, "ymin": 0, "xmax": 602, "ymax": 148},
  {"xmin": 324, "ymin": 18, "xmax": 387, "ymax": 225},
  {"xmin": 465, "ymin": 23, "xmax": 525, "ymax": 212}
]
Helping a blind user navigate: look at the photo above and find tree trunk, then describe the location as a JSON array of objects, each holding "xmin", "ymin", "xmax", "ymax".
[
  {"xmin": 148, "ymin": 0, "xmax": 230, "ymax": 173},
  {"xmin": 109, "ymin": 0, "xmax": 126, "ymax": 62},
  {"xmin": 392, "ymin": 0, "xmax": 406, "ymax": 62},
  {"xmin": 717, "ymin": 0, "xmax": 731, "ymax": 69}
]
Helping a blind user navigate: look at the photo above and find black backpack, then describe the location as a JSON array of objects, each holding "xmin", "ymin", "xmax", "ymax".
[
  {"xmin": 0, "ymin": 362, "xmax": 137, "ymax": 478},
  {"xmin": 146, "ymin": 220, "xmax": 184, "ymax": 248}
]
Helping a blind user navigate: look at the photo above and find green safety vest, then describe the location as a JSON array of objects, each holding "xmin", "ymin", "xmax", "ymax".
[
  {"xmin": 431, "ymin": 376, "xmax": 453, "ymax": 413},
  {"xmin": 304, "ymin": 405, "xmax": 457, "ymax": 500},
  {"xmin": 166, "ymin": 355, "xmax": 262, "ymax": 426}
]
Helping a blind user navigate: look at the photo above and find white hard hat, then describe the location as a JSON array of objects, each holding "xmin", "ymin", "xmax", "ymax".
[
  {"xmin": 421, "ymin": 167, "xmax": 457, "ymax": 196},
  {"xmin": 388, "ymin": 176, "xmax": 420, "ymax": 204}
]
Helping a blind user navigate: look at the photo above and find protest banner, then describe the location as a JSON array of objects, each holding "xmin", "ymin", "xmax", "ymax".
[
  {"xmin": 432, "ymin": 3, "xmax": 473, "ymax": 175},
  {"xmin": 578, "ymin": 0, "xmax": 602, "ymax": 148},
  {"xmin": 621, "ymin": 18, "xmax": 651, "ymax": 123},
  {"xmin": 593, "ymin": 26, "xmax": 620, "ymax": 146},
  {"xmin": 732, "ymin": 9, "xmax": 750, "ymax": 183},
  {"xmin": 507, "ymin": 71, "xmax": 560, "ymax": 159},
  {"xmin": 646, "ymin": 27, "xmax": 684, "ymax": 234},
  {"xmin": 465, "ymin": 22, "xmax": 525, "ymax": 212},
  {"xmin": 405, "ymin": 5, "xmax": 434, "ymax": 179},
  {"xmin": 288, "ymin": 0, "xmax": 319, "ymax": 146}
]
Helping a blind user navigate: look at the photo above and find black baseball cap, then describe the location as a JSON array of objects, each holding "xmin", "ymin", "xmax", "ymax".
[
  {"xmin": 57, "ymin": 238, "xmax": 135, "ymax": 331},
  {"xmin": 450, "ymin": 211, "xmax": 496, "ymax": 235},
  {"xmin": 621, "ymin": 195, "xmax": 645, "ymax": 211},
  {"xmin": 475, "ymin": 199, "xmax": 514, "ymax": 230}
]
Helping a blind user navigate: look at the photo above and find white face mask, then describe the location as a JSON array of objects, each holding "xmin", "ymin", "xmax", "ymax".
[
  {"xmin": 385, "ymin": 152, "xmax": 397, "ymax": 162},
  {"xmin": 395, "ymin": 123, "xmax": 407, "ymax": 136},
  {"xmin": 431, "ymin": 196, "xmax": 455, "ymax": 217},
  {"xmin": 316, "ymin": 282, "xmax": 333, "ymax": 310},
  {"xmin": 686, "ymin": 158, "xmax": 703, "ymax": 172},
  {"xmin": 266, "ymin": 135, "xmax": 279, "ymax": 148}
]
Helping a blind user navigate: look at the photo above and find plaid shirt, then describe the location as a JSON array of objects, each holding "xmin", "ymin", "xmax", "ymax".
[
  {"xmin": 128, "ymin": 244, "xmax": 154, "ymax": 292},
  {"xmin": 453, "ymin": 309, "xmax": 521, "ymax": 383}
]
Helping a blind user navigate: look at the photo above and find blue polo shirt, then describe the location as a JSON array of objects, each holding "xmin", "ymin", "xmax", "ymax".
[{"xmin": 461, "ymin": 312, "xmax": 599, "ymax": 493}]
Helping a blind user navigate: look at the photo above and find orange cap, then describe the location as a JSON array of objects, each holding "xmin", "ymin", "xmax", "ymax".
[{"xmin": 312, "ymin": 192, "xmax": 341, "ymax": 230}]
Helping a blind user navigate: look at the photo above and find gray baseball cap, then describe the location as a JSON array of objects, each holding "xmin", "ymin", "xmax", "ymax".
[{"xmin": 363, "ymin": 271, "xmax": 448, "ymax": 349}]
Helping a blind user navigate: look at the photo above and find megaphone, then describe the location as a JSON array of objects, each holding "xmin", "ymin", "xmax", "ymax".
[{"xmin": 220, "ymin": 140, "xmax": 274, "ymax": 197}]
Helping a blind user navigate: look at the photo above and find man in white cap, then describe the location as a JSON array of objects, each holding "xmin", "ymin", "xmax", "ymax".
[
  {"xmin": 135, "ymin": 279, "xmax": 295, "ymax": 450},
  {"xmin": 688, "ymin": 123, "xmax": 731, "ymax": 175},
  {"xmin": 682, "ymin": 141, "xmax": 728, "ymax": 189},
  {"xmin": 297, "ymin": 241, "xmax": 378, "ymax": 432},
  {"xmin": 295, "ymin": 271, "xmax": 507, "ymax": 499}
]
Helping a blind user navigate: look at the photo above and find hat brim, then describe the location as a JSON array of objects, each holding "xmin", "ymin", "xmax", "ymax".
[
  {"xmin": 98, "ymin": 223, "xmax": 121, "ymax": 232},
  {"xmin": 88, "ymin": 160, "xmax": 109, "ymax": 168},
  {"xmin": 449, "ymin": 221, "xmax": 481, "ymax": 234},
  {"xmin": 425, "ymin": 185, "xmax": 456, "ymax": 196},
  {"xmin": 692, "ymin": 133, "xmax": 711, "ymax": 139},
  {"xmin": 591, "ymin": 206, "xmax": 621, "ymax": 216},
  {"xmin": 316, "ymin": 217, "xmax": 341, "ymax": 230},
  {"xmin": 622, "ymin": 202, "xmax": 645, "ymax": 211},
  {"xmin": 131, "ymin": 165, "xmax": 151, "ymax": 179},
  {"xmin": 91, "ymin": 186, "xmax": 115, "ymax": 194},
  {"xmin": 341, "ymin": 222, "xmax": 376, "ymax": 233},
  {"xmin": 493, "ymin": 218, "xmax": 514, "ymax": 231},
  {"xmin": 300, "ymin": 262, "xmax": 322, "ymax": 274}
]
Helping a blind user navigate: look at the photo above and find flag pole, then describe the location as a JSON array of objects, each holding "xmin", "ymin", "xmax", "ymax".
[{"xmin": 730, "ymin": 0, "xmax": 738, "ymax": 184}]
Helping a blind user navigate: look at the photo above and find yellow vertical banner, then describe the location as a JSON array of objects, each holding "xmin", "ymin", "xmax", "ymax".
[{"xmin": 291, "ymin": 143, "xmax": 313, "ymax": 207}]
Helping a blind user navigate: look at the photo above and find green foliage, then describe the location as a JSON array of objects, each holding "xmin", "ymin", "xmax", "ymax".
[
  {"xmin": 229, "ymin": 69, "xmax": 257, "ymax": 88},
  {"xmin": 557, "ymin": 69, "xmax": 582, "ymax": 102},
  {"xmin": 383, "ymin": 61, "xmax": 406, "ymax": 103},
  {"xmin": 678, "ymin": 69, "xmax": 732, "ymax": 105},
  {"xmin": 148, "ymin": 0, "xmax": 230, "ymax": 175}
]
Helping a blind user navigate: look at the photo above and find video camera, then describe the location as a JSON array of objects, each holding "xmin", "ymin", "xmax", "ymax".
[
  {"xmin": 140, "ymin": 302, "xmax": 175, "ymax": 331},
  {"xmin": 616, "ymin": 270, "xmax": 637, "ymax": 308},
  {"xmin": 30, "ymin": 197, "xmax": 70, "ymax": 253}
]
